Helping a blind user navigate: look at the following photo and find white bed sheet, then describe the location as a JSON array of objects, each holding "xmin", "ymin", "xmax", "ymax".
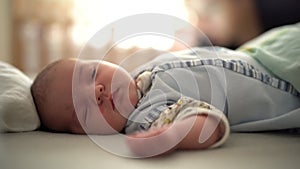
[{"xmin": 1, "ymin": 131, "xmax": 299, "ymax": 169}]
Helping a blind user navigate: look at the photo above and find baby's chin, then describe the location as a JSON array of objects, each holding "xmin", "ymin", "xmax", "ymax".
[
  {"xmin": 117, "ymin": 83, "xmax": 138, "ymax": 118},
  {"xmin": 121, "ymin": 97, "xmax": 138, "ymax": 118},
  {"xmin": 129, "ymin": 81, "xmax": 139, "ymax": 107}
]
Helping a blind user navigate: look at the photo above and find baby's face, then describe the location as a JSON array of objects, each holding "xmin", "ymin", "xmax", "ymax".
[{"xmin": 46, "ymin": 59, "xmax": 138, "ymax": 134}]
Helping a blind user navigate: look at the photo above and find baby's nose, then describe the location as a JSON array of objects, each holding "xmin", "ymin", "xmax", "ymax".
[{"xmin": 95, "ymin": 84, "xmax": 105, "ymax": 104}]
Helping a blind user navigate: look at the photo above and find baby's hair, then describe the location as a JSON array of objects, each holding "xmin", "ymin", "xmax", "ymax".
[{"xmin": 31, "ymin": 60, "xmax": 62, "ymax": 131}]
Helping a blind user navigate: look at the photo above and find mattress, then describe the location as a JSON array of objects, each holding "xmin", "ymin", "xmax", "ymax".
[{"xmin": 1, "ymin": 131, "xmax": 299, "ymax": 169}]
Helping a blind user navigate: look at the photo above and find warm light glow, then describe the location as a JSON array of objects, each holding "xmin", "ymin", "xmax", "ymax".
[
  {"xmin": 115, "ymin": 34, "xmax": 176, "ymax": 50},
  {"xmin": 71, "ymin": 0, "xmax": 188, "ymax": 50}
]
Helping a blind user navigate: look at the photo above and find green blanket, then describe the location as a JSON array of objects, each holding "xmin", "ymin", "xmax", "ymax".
[{"xmin": 238, "ymin": 23, "xmax": 300, "ymax": 92}]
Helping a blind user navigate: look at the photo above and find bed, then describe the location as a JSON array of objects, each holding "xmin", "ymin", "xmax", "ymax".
[
  {"xmin": 1, "ymin": 131, "xmax": 300, "ymax": 169},
  {"xmin": 1, "ymin": 23, "xmax": 300, "ymax": 169}
]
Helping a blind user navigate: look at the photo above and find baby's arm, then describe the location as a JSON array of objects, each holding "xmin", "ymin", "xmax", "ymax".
[
  {"xmin": 126, "ymin": 113, "xmax": 228, "ymax": 157},
  {"xmin": 175, "ymin": 114, "xmax": 224, "ymax": 150}
]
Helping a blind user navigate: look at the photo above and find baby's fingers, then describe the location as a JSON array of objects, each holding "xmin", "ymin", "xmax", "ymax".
[
  {"xmin": 125, "ymin": 126, "xmax": 177, "ymax": 157},
  {"xmin": 128, "ymin": 126, "xmax": 169, "ymax": 138}
]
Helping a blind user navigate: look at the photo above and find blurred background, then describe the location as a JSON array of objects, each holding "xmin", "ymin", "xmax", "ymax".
[
  {"xmin": 1, "ymin": 0, "xmax": 299, "ymax": 77},
  {"xmin": 0, "ymin": 0, "xmax": 189, "ymax": 76}
]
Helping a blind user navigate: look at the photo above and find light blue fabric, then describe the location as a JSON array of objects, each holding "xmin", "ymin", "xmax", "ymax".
[
  {"xmin": 239, "ymin": 23, "xmax": 300, "ymax": 92},
  {"xmin": 125, "ymin": 48, "xmax": 300, "ymax": 133}
]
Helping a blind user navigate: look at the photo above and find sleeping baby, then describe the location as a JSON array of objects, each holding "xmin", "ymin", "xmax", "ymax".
[{"xmin": 31, "ymin": 25, "xmax": 300, "ymax": 157}]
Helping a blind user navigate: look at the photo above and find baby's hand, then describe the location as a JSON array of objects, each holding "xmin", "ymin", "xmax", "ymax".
[{"xmin": 126, "ymin": 125, "xmax": 179, "ymax": 157}]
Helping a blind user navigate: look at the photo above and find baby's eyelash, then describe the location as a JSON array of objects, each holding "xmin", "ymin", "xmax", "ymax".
[
  {"xmin": 91, "ymin": 67, "xmax": 96, "ymax": 80},
  {"xmin": 84, "ymin": 108, "xmax": 88, "ymax": 127}
]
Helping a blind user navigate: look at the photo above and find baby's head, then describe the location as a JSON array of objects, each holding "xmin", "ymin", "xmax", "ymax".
[{"xmin": 31, "ymin": 58, "xmax": 139, "ymax": 134}]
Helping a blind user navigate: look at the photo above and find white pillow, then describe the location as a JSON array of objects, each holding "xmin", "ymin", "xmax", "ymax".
[{"xmin": 0, "ymin": 61, "xmax": 40, "ymax": 132}]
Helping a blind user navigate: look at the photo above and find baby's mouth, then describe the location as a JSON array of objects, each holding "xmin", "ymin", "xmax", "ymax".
[
  {"xmin": 111, "ymin": 88, "xmax": 119, "ymax": 111},
  {"xmin": 111, "ymin": 98, "xmax": 115, "ymax": 110}
]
